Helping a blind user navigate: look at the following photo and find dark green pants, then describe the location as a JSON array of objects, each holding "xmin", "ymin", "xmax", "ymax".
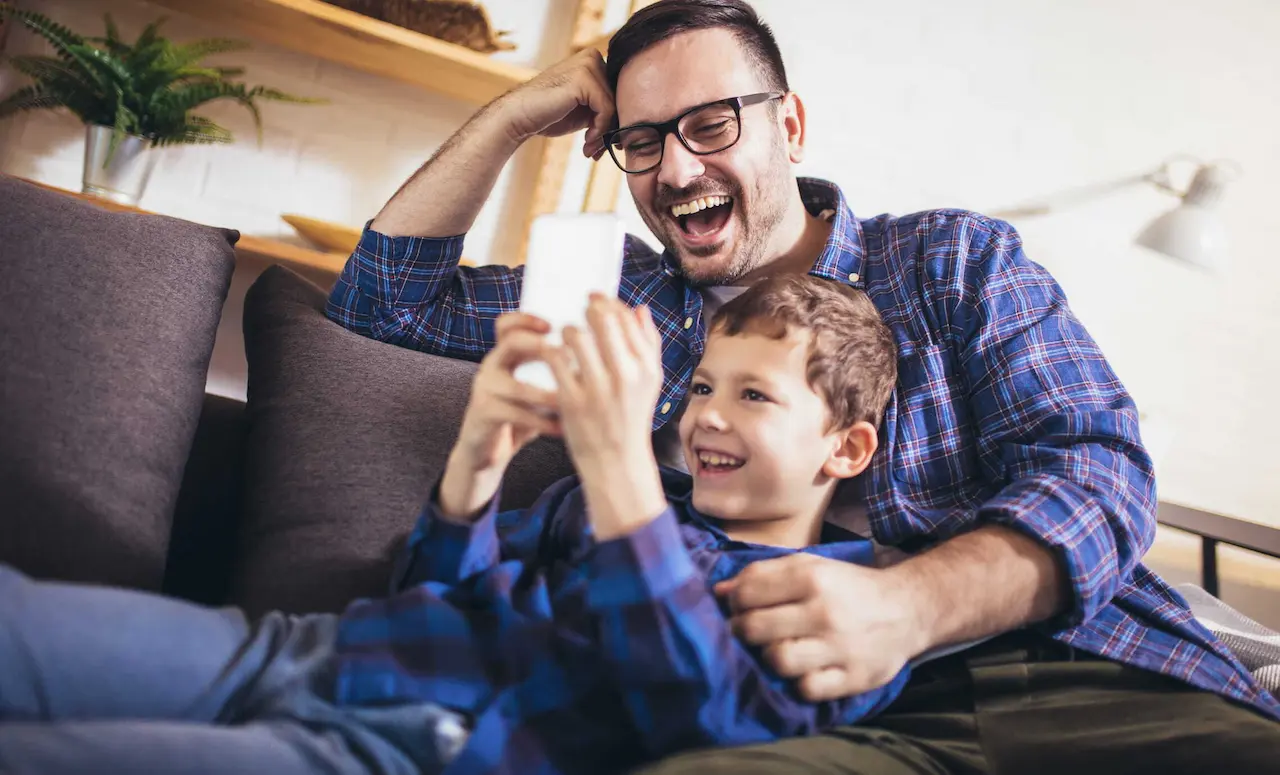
[{"xmin": 636, "ymin": 631, "xmax": 1280, "ymax": 775}]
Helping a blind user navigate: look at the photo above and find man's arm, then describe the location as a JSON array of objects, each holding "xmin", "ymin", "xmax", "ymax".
[
  {"xmin": 324, "ymin": 48, "xmax": 615, "ymax": 355},
  {"xmin": 370, "ymin": 98, "xmax": 524, "ymax": 239},
  {"xmin": 721, "ymin": 215, "xmax": 1155, "ymax": 701},
  {"xmin": 944, "ymin": 217, "xmax": 1156, "ymax": 629},
  {"xmin": 585, "ymin": 508, "xmax": 909, "ymax": 756},
  {"xmin": 883, "ymin": 217, "xmax": 1153, "ymax": 653},
  {"xmin": 885, "ymin": 524, "xmax": 1067, "ymax": 655},
  {"xmin": 372, "ymin": 48, "xmax": 614, "ymax": 238}
]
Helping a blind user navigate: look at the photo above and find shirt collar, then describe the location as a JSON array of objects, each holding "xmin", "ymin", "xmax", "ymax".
[
  {"xmin": 799, "ymin": 177, "xmax": 866, "ymax": 289},
  {"xmin": 658, "ymin": 177, "xmax": 866, "ymax": 287}
]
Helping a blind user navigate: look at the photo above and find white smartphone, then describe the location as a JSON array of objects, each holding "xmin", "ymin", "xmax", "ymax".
[{"xmin": 514, "ymin": 212, "xmax": 628, "ymax": 392}]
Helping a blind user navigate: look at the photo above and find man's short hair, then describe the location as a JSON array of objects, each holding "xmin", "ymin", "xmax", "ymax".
[
  {"xmin": 710, "ymin": 274, "xmax": 898, "ymax": 430},
  {"xmin": 606, "ymin": 0, "xmax": 789, "ymax": 96}
]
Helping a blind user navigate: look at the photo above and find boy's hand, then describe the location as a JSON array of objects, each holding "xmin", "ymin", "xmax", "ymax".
[
  {"xmin": 439, "ymin": 313, "xmax": 562, "ymax": 522},
  {"xmin": 546, "ymin": 295, "xmax": 667, "ymax": 539}
]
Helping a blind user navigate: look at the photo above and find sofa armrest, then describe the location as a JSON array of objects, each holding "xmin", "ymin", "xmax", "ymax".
[{"xmin": 1157, "ymin": 501, "xmax": 1280, "ymax": 597}]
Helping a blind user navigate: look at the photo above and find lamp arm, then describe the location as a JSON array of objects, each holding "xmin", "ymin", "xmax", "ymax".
[{"xmin": 990, "ymin": 170, "xmax": 1166, "ymax": 219}]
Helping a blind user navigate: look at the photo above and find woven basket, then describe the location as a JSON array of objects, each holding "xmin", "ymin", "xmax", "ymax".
[{"xmin": 324, "ymin": 0, "xmax": 516, "ymax": 54}]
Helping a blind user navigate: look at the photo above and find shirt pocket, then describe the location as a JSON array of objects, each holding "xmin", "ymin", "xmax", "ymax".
[{"xmin": 891, "ymin": 343, "xmax": 982, "ymax": 490}]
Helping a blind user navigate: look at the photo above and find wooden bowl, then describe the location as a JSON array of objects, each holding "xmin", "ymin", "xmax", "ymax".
[
  {"xmin": 281, "ymin": 214, "xmax": 364, "ymax": 254},
  {"xmin": 282, "ymin": 213, "xmax": 476, "ymax": 266}
]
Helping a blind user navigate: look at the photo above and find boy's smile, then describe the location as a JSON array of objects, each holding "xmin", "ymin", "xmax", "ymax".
[{"xmin": 679, "ymin": 327, "xmax": 861, "ymax": 547}]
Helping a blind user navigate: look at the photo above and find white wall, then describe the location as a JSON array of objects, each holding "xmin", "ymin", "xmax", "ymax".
[
  {"xmin": 2, "ymin": 0, "xmax": 1278, "ymax": 538},
  {"xmin": 604, "ymin": 0, "xmax": 1280, "ymax": 531}
]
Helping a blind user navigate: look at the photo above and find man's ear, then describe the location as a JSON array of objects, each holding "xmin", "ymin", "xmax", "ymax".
[
  {"xmin": 822, "ymin": 421, "xmax": 878, "ymax": 480},
  {"xmin": 781, "ymin": 91, "xmax": 806, "ymax": 164}
]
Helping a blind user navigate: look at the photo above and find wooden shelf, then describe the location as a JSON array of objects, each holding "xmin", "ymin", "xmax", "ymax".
[
  {"xmin": 145, "ymin": 0, "xmax": 536, "ymax": 105},
  {"xmin": 16, "ymin": 176, "xmax": 355, "ymax": 275}
]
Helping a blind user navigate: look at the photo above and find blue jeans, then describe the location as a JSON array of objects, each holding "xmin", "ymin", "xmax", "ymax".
[{"xmin": 0, "ymin": 564, "xmax": 466, "ymax": 774}]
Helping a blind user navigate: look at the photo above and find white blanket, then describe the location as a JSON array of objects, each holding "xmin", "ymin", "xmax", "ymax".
[{"xmin": 1176, "ymin": 583, "xmax": 1280, "ymax": 693}]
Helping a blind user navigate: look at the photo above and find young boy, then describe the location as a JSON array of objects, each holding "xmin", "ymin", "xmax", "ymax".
[{"xmin": 0, "ymin": 274, "xmax": 901, "ymax": 775}]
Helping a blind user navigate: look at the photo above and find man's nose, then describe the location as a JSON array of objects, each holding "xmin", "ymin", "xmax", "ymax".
[{"xmin": 655, "ymin": 133, "xmax": 706, "ymax": 190}]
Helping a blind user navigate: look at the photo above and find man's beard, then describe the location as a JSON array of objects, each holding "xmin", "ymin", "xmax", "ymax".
[{"xmin": 642, "ymin": 162, "xmax": 791, "ymax": 288}]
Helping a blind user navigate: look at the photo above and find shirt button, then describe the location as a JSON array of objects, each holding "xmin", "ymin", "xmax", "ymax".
[
  {"xmin": 848, "ymin": 272, "xmax": 860, "ymax": 283},
  {"xmin": 683, "ymin": 317, "xmax": 693, "ymax": 330},
  {"xmin": 660, "ymin": 401, "xmax": 672, "ymax": 414}
]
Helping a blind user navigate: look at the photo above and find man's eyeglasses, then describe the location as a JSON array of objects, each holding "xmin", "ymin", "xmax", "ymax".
[{"xmin": 603, "ymin": 92, "xmax": 786, "ymax": 175}]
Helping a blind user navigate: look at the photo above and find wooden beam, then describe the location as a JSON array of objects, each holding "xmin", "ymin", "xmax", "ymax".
[
  {"xmin": 575, "ymin": 0, "xmax": 661, "ymax": 54},
  {"xmin": 574, "ymin": 0, "xmax": 661, "ymax": 215},
  {"xmin": 568, "ymin": 0, "xmax": 609, "ymax": 50},
  {"xmin": 513, "ymin": 134, "xmax": 576, "ymax": 265},
  {"xmin": 582, "ymin": 157, "xmax": 624, "ymax": 213},
  {"xmin": 511, "ymin": 0, "xmax": 612, "ymax": 265}
]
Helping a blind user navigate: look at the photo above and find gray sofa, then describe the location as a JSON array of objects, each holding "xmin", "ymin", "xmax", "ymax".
[
  {"xmin": 5, "ymin": 172, "xmax": 1278, "ymax": 692},
  {"xmin": 0, "ymin": 173, "xmax": 572, "ymax": 616}
]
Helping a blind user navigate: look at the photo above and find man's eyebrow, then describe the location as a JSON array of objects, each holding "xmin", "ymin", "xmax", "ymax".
[{"xmin": 617, "ymin": 99, "xmax": 707, "ymax": 129}]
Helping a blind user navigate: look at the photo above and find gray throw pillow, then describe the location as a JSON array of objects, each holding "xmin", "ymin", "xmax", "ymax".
[
  {"xmin": 0, "ymin": 175, "xmax": 237, "ymax": 591},
  {"xmin": 236, "ymin": 266, "xmax": 572, "ymax": 617}
]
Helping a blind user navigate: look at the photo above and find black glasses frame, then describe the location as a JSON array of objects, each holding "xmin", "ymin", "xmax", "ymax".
[{"xmin": 603, "ymin": 91, "xmax": 786, "ymax": 174}]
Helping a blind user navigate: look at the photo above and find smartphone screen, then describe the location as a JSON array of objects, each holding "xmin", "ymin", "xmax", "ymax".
[{"xmin": 514, "ymin": 213, "xmax": 627, "ymax": 391}]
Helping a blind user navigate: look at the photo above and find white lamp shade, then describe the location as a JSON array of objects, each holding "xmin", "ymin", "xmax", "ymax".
[{"xmin": 1135, "ymin": 203, "xmax": 1227, "ymax": 272}]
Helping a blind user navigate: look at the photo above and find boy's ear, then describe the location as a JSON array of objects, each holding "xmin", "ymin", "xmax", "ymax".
[{"xmin": 822, "ymin": 421, "xmax": 878, "ymax": 480}]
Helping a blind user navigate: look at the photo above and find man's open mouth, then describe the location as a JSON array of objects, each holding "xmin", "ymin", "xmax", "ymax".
[{"xmin": 670, "ymin": 195, "xmax": 734, "ymax": 244}]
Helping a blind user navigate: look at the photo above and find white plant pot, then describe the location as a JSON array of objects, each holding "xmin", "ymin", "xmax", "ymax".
[{"xmin": 82, "ymin": 124, "xmax": 160, "ymax": 206}]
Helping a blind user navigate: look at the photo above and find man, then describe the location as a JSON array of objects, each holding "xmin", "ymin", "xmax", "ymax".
[{"xmin": 327, "ymin": 0, "xmax": 1280, "ymax": 771}]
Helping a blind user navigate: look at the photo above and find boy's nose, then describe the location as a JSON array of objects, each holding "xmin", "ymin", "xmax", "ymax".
[{"xmin": 693, "ymin": 402, "xmax": 729, "ymax": 432}]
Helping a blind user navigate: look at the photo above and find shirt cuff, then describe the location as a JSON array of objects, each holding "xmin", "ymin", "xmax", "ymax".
[
  {"xmin": 401, "ymin": 479, "xmax": 502, "ymax": 586},
  {"xmin": 977, "ymin": 476, "xmax": 1120, "ymax": 629},
  {"xmin": 585, "ymin": 507, "xmax": 698, "ymax": 610},
  {"xmin": 356, "ymin": 220, "xmax": 468, "ymax": 263},
  {"xmin": 349, "ymin": 222, "xmax": 469, "ymax": 312}
]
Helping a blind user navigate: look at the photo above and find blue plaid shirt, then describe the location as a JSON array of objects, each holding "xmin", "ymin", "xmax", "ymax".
[
  {"xmin": 335, "ymin": 470, "xmax": 908, "ymax": 774},
  {"xmin": 327, "ymin": 177, "xmax": 1279, "ymax": 721}
]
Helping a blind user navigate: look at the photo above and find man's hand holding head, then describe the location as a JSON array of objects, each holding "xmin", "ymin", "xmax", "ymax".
[{"xmin": 497, "ymin": 47, "xmax": 616, "ymax": 161}]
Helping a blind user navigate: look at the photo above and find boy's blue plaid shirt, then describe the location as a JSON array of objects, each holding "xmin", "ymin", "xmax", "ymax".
[
  {"xmin": 335, "ymin": 470, "xmax": 908, "ymax": 774},
  {"xmin": 327, "ymin": 177, "xmax": 1280, "ymax": 727}
]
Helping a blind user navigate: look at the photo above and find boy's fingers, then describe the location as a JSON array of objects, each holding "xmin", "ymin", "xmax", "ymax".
[
  {"xmin": 619, "ymin": 304, "xmax": 656, "ymax": 361},
  {"xmin": 492, "ymin": 330, "xmax": 550, "ymax": 369},
  {"xmin": 490, "ymin": 400, "xmax": 561, "ymax": 437},
  {"xmin": 564, "ymin": 325, "xmax": 607, "ymax": 395},
  {"xmin": 587, "ymin": 298, "xmax": 632, "ymax": 378},
  {"xmin": 632, "ymin": 303, "xmax": 662, "ymax": 359},
  {"xmin": 496, "ymin": 312, "xmax": 551, "ymax": 338},
  {"xmin": 545, "ymin": 346, "xmax": 580, "ymax": 403},
  {"xmin": 489, "ymin": 371, "xmax": 558, "ymax": 411}
]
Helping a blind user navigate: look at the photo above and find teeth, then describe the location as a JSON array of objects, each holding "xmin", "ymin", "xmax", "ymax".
[
  {"xmin": 670, "ymin": 195, "xmax": 731, "ymax": 218},
  {"xmin": 698, "ymin": 451, "xmax": 743, "ymax": 468}
]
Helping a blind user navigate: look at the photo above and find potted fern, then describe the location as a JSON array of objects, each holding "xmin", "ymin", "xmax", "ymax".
[{"xmin": 0, "ymin": 5, "xmax": 320, "ymax": 205}]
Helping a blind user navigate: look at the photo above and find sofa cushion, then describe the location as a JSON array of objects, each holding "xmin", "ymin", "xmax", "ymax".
[
  {"xmin": 237, "ymin": 266, "xmax": 572, "ymax": 617},
  {"xmin": 0, "ymin": 175, "xmax": 237, "ymax": 591}
]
